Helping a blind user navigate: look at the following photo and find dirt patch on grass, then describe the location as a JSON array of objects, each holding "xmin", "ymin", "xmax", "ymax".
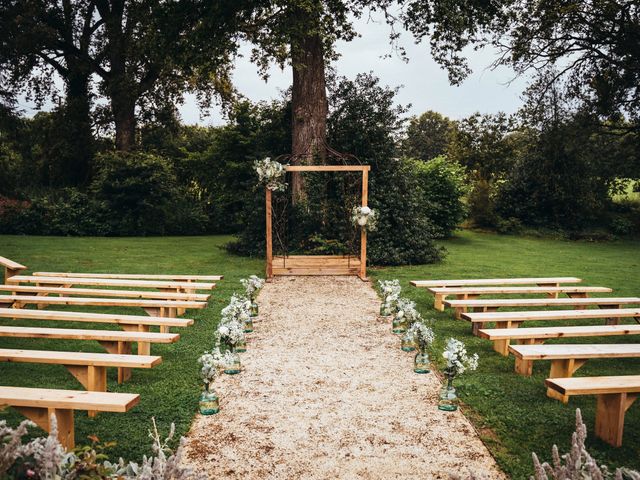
[{"xmin": 184, "ymin": 276, "xmax": 506, "ymax": 479}]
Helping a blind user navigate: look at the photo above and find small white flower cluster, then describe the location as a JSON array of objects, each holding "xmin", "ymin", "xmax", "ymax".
[
  {"xmin": 379, "ymin": 279, "xmax": 401, "ymax": 313},
  {"xmin": 405, "ymin": 321, "xmax": 435, "ymax": 350},
  {"xmin": 221, "ymin": 293, "xmax": 251, "ymax": 324},
  {"xmin": 217, "ymin": 317, "xmax": 245, "ymax": 347},
  {"xmin": 442, "ymin": 338, "xmax": 479, "ymax": 377},
  {"xmin": 198, "ymin": 347, "xmax": 235, "ymax": 386},
  {"xmin": 395, "ymin": 297, "xmax": 421, "ymax": 323},
  {"xmin": 254, "ymin": 157, "xmax": 287, "ymax": 192},
  {"xmin": 351, "ymin": 205, "xmax": 377, "ymax": 231},
  {"xmin": 241, "ymin": 275, "xmax": 265, "ymax": 301}
]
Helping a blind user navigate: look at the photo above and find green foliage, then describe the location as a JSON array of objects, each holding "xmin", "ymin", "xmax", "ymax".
[
  {"xmin": 412, "ymin": 156, "xmax": 467, "ymax": 238},
  {"xmin": 402, "ymin": 111, "xmax": 453, "ymax": 161}
]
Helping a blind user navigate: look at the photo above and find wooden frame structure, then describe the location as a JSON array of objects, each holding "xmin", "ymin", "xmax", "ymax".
[{"xmin": 265, "ymin": 165, "xmax": 370, "ymax": 280}]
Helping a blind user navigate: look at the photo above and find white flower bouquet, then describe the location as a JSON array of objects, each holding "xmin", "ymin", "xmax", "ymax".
[
  {"xmin": 405, "ymin": 321, "xmax": 435, "ymax": 352},
  {"xmin": 217, "ymin": 319, "xmax": 246, "ymax": 348},
  {"xmin": 198, "ymin": 347, "xmax": 235, "ymax": 389},
  {"xmin": 221, "ymin": 294, "xmax": 252, "ymax": 324},
  {"xmin": 351, "ymin": 205, "xmax": 377, "ymax": 231},
  {"xmin": 442, "ymin": 338, "xmax": 479, "ymax": 379},
  {"xmin": 378, "ymin": 279, "xmax": 401, "ymax": 315},
  {"xmin": 254, "ymin": 157, "xmax": 287, "ymax": 192},
  {"xmin": 392, "ymin": 297, "xmax": 418, "ymax": 333},
  {"xmin": 241, "ymin": 275, "xmax": 265, "ymax": 301}
]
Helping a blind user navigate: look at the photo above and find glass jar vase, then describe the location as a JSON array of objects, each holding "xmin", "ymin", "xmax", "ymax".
[
  {"xmin": 379, "ymin": 303, "xmax": 391, "ymax": 316},
  {"xmin": 392, "ymin": 315, "xmax": 407, "ymax": 334},
  {"xmin": 401, "ymin": 335, "xmax": 417, "ymax": 352},
  {"xmin": 244, "ymin": 317, "xmax": 254, "ymax": 333},
  {"xmin": 438, "ymin": 377, "xmax": 458, "ymax": 411},
  {"xmin": 250, "ymin": 301, "xmax": 259, "ymax": 317},
  {"xmin": 235, "ymin": 338, "xmax": 247, "ymax": 353},
  {"xmin": 199, "ymin": 386, "xmax": 220, "ymax": 415},
  {"xmin": 224, "ymin": 351, "xmax": 242, "ymax": 375},
  {"xmin": 413, "ymin": 351, "xmax": 431, "ymax": 374}
]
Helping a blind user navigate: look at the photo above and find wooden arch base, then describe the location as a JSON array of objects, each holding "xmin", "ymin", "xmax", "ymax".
[{"xmin": 266, "ymin": 165, "xmax": 370, "ymax": 281}]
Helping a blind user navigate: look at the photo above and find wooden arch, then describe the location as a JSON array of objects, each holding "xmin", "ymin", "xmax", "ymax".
[{"xmin": 265, "ymin": 164, "xmax": 370, "ymax": 280}]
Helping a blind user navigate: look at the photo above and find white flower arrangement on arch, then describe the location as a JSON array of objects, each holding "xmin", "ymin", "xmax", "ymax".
[
  {"xmin": 254, "ymin": 157, "xmax": 287, "ymax": 192},
  {"xmin": 442, "ymin": 338, "xmax": 479, "ymax": 378},
  {"xmin": 351, "ymin": 205, "xmax": 377, "ymax": 231}
]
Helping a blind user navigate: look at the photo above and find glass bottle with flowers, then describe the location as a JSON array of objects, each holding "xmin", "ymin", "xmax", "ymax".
[
  {"xmin": 378, "ymin": 279, "xmax": 401, "ymax": 316},
  {"xmin": 392, "ymin": 297, "xmax": 416, "ymax": 334},
  {"xmin": 241, "ymin": 275, "xmax": 265, "ymax": 318},
  {"xmin": 223, "ymin": 293, "xmax": 254, "ymax": 334},
  {"xmin": 409, "ymin": 321, "xmax": 435, "ymax": 373},
  {"xmin": 438, "ymin": 338, "xmax": 479, "ymax": 411},
  {"xmin": 217, "ymin": 319, "xmax": 245, "ymax": 374},
  {"xmin": 198, "ymin": 347, "xmax": 233, "ymax": 415}
]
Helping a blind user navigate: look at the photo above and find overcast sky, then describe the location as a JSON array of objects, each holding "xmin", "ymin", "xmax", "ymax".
[
  {"xmin": 18, "ymin": 12, "xmax": 529, "ymax": 126},
  {"xmin": 181, "ymin": 13, "xmax": 530, "ymax": 126}
]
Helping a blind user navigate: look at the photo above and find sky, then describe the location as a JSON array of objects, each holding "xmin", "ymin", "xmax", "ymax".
[
  {"xmin": 18, "ymin": 12, "xmax": 530, "ymax": 126},
  {"xmin": 180, "ymin": 13, "xmax": 530, "ymax": 126}
]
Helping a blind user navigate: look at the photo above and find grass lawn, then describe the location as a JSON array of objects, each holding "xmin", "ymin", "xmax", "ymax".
[
  {"xmin": 370, "ymin": 230, "xmax": 640, "ymax": 479},
  {"xmin": 1, "ymin": 231, "xmax": 639, "ymax": 478}
]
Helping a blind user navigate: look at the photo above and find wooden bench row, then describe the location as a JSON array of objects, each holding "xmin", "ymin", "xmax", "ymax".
[
  {"xmin": 7, "ymin": 275, "xmax": 216, "ymax": 291},
  {"xmin": 0, "ymin": 284, "xmax": 211, "ymax": 301}
]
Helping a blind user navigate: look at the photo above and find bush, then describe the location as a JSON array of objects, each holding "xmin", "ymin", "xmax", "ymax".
[
  {"xmin": 90, "ymin": 151, "xmax": 181, "ymax": 236},
  {"xmin": 467, "ymin": 177, "xmax": 499, "ymax": 228},
  {"xmin": 412, "ymin": 156, "xmax": 467, "ymax": 238}
]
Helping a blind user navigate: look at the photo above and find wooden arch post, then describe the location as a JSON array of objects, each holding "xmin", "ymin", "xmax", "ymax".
[{"xmin": 265, "ymin": 165, "xmax": 371, "ymax": 280}]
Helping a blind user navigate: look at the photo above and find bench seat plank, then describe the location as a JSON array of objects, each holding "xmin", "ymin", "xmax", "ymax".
[
  {"xmin": 7, "ymin": 275, "xmax": 215, "ymax": 290},
  {"xmin": 0, "ymin": 348, "xmax": 162, "ymax": 368},
  {"xmin": 0, "ymin": 256, "xmax": 27, "ymax": 271},
  {"xmin": 411, "ymin": 277, "xmax": 582, "ymax": 288},
  {"xmin": 545, "ymin": 375, "xmax": 639, "ymax": 447},
  {"xmin": 478, "ymin": 324, "xmax": 640, "ymax": 341},
  {"xmin": 0, "ymin": 325, "xmax": 179, "ymax": 343},
  {"xmin": 0, "ymin": 295, "xmax": 206, "ymax": 310},
  {"xmin": 462, "ymin": 308, "xmax": 640, "ymax": 323},
  {"xmin": 0, "ymin": 386, "xmax": 139, "ymax": 449},
  {"xmin": 0, "ymin": 284, "xmax": 210, "ymax": 301},
  {"xmin": 34, "ymin": 271, "xmax": 223, "ymax": 281},
  {"xmin": 446, "ymin": 297, "xmax": 640, "ymax": 308},
  {"xmin": 0, "ymin": 307, "xmax": 193, "ymax": 327}
]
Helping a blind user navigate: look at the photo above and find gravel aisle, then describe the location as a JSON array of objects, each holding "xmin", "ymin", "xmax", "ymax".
[{"xmin": 184, "ymin": 276, "xmax": 506, "ymax": 479}]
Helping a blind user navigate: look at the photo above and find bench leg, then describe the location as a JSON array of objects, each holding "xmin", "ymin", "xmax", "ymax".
[
  {"xmin": 538, "ymin": 283, "xmax": 559, "ymax": 298},
  {"xmin": 567, "ymin": 292, "xmax": 588, "ymax": 299},
  {"xmin": 513, "ymin": 339, "xmax": 545, "ymax": 376},
  {"xmin": 15, "ymin": 406, "xmax": 75, "ymax": 450},
  {"xmin": 595, "ymin": 393, "xmax": 638, "ymax": 447},
  {"xmin": 492, "ymin": 321, "xmax": 521, "ymax": 356},
  {"xmin": 64, "ymin": 365, "xmax": 107, "ymax": 417},
  {"xmin": 600, "ymin": 304, "xmax": 621, "ymax": 325},
  {"xmin": 434, "ymin": 294, "xmax": 445, "ymax": 311},
  {"xmin": 109, "ymin": 336, "xmax": 135, "ymax": 384},
  {"xmin": 547, "ymin": 359, "xmax": 587, "ymax": 403}
]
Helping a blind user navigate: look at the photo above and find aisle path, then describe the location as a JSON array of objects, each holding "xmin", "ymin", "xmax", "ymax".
[{"xmin": 185, "ymin": 277, "xmax": 506, "ymax": 479}]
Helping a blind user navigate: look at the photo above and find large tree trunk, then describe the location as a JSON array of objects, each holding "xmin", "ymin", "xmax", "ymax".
[
  {"xmin": 62, "ymin": 68, "xmax": 93, "ymax": 184},
  {"xmin": 290, "ymin": 28, "xmax": 328, "ymax": 203},
  {"xmin": 112, "ymin": 93, "xmax": 136, "ymax": 151}
]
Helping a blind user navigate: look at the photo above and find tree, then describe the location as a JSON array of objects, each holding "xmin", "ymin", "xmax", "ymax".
[
  {"xmin": 0, "ymin": 0, "xmax": 98, "ymax": 184},
  {"xmin": 402, "ymin": 110, "xmax": 453, "ymax": 161}
]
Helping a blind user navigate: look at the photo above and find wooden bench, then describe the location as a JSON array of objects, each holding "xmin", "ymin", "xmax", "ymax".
[
  {"xmin": 545, "ymin": 375, "xmax": 640, "ymax": 447},
  {"xmin": 7, "ymin": 275, "xmax": 216, "ymax": 291},
  {"xmin": 34, "ymin": 271, "xmax": 223, "ymax": 281},
  {"xmin": 0, "ymin": 386, "xmax": 139, "ymax": 449},
  {"xmin": 510, "ymin": 344, "xmax": 640, "ymax": 402},
  {"xmin": 411, "ymin": 277, "xmax": 582, "ymax": 288},
  {"xmin": 0, "ymin": 325, "xmax": 178, "ymax": 382},
  {"xmin": 0, "ymin": 256, "xmax": 27, "ymax": 283},
  {"xmin": 478, "ymin": 324, "xmax": 640, "ymax": 356},
  {"xmin": 0, "ymin": 294, "xmax": 206, "ymax": 318},
  {"xmin": 0, "ymin": 284, "xmax": 210, "ymax": 301},
  {"xmin": 464, "ymin": 308, "xmax": 640, "ymax": 355},
  {"xmin": 445, "ymin": 297, "xmax": 640, "ymax": 320},
  {"xmin": 426, "ymin": 286, "xmax": 612, "ymax": 311}
]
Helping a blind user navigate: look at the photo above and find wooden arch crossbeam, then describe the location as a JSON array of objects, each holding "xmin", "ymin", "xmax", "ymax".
[{"xmin": 265, "ymin": 165, "xmax": 370, "ymax": 280}]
